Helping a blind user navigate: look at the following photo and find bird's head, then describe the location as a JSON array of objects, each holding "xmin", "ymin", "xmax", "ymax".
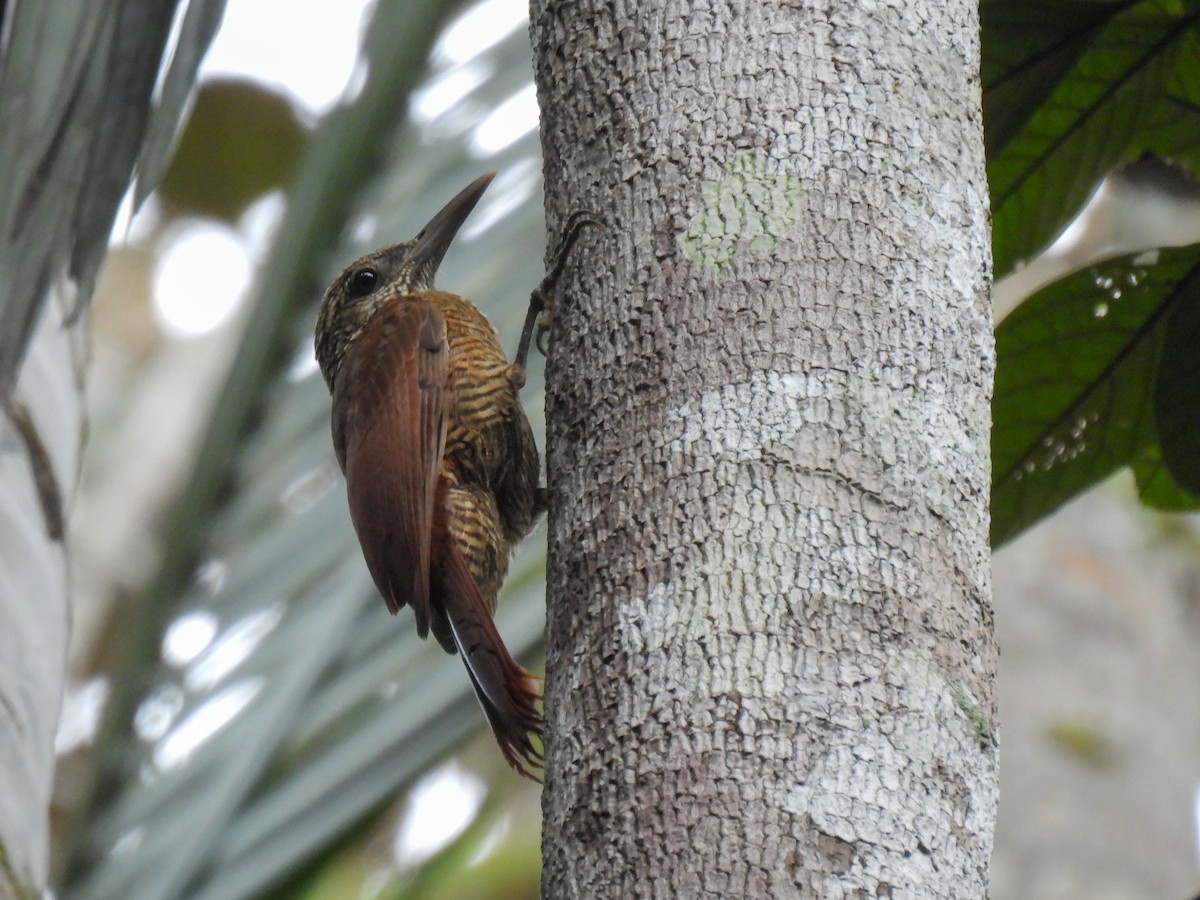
[{"xmin": 315, "ymin": 172, "xmax": 494, "ymax": 390}]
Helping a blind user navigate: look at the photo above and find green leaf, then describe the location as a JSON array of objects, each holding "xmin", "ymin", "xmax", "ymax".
[
  {"xmin": 988, "ymin": 5, "xmax": 1200, "ymax": 277},
  {"xmin": 991, "ymin": 246, "xmax": 1200, "ymax": 546},
  {"xmin": 1131, "ymin": 443, "xmax": 1200, "ymax": 509},
  {"xmin": 1152, "ymin": 262, "xmax": 1200, "ymax": 494},
  {"xmin": 981, "ymin": 1, "xmax": 1124, "ymax": 158}
]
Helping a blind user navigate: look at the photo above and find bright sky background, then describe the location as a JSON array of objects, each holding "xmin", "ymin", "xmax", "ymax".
[{"xmin": 200, "ymin": 0, "xmax": 373, "ymax": 116}]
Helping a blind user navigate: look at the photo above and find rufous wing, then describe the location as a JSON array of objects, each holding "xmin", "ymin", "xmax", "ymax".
[{"xmin": 331, "ymin": 298, "xmax": 448, "ymax": 637}]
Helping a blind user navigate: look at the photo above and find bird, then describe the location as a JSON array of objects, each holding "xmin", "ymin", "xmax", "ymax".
[{"xmin": 314, "ymin": 172, "xmax": 594, "ymax": 777}]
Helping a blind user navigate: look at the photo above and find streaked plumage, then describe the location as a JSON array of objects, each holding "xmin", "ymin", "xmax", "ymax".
[{"xmin": 315, "ymin": 174, "xmax": 543, "ymax": 777}]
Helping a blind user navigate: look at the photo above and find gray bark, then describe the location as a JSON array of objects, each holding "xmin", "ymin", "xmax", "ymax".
[{"xmin": 531, "ymin": 1, "xmax": 996, "ymax": 896}]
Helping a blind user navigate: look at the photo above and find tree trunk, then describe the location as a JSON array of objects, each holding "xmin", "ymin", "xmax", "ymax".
[{"xmin": 531, "ymin": 1, "xmax": 996, "ymax": 896}]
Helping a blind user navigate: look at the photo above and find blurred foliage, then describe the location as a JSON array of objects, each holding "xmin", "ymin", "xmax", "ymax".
[
  {"xmin": 983, "ymin": 0, "xmax": 1200, "ymax": 541},
  {"xmin": 1045, "ymin": 720, "xmax": 1119, "ymax": 769},
  {"xmin": 58, "ymin": 1, "xmax": 550, "ymax": 899},
  {"xmin": 983, "ymin": 1, "xmax": 1200, "ymax": 279},
  {"xmin": 279, "ymin": 748, "xmax": 539, "ymax": 900},
  {"xmin": 159, "ymin": 79, "xmax": 308, "ymax": 221},
  {"xmin": 991, "ymin": 246, "xmax": 1200, "ymax": 545},
  {"xmin": 0, "ymin": 0, "xmax": 224, "ymax": 895},
  {"xmin": 0, "ymin": 0, "xmax": 227, "ymax": 385}
]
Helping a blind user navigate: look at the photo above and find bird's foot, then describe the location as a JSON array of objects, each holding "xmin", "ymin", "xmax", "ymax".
[{"xmin": 514, "ymin": 210, "xmax": 602, "ymax": 379}]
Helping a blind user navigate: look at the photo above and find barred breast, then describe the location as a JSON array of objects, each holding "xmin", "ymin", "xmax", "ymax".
[{"xmin": 425, "ymin": 291, "xmax": 542, "ymax": 603}]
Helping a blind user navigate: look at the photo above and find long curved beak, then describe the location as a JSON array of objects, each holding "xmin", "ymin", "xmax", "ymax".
[{"xmin": 408, "ymin": 172, "xmax": 495, "ymax": 277}]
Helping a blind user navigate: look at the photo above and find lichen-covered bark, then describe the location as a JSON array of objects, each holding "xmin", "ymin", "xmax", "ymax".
[{"xmin": 532, "ymin": 0, "xmax": 996, "ymax": 896}]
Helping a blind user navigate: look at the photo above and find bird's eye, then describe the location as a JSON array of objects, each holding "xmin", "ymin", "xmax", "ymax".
[{"xmin": 348, "ymin": 268, "xmax": 378, "ymax": 298}]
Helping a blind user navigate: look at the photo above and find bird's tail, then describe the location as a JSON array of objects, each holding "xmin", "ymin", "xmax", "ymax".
[{"xmin": 435, "ymin": 533, "xmax": 544, "ymax": 779}]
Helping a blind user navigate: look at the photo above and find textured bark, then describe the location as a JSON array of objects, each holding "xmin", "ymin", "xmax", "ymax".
[{"xmin": 532, "ymin": 1, "xmax": 996, "ymax": 897}]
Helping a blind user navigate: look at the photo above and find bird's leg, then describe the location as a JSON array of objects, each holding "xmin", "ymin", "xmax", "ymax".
[{"xmin": 513, "ymin": 210, "xmax": 602, "ymax": 385}]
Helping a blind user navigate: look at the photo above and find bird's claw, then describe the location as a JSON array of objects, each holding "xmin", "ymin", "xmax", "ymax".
[{"xmin": 515, "ymin": 210, "xmax": 603, "ymax": 376}]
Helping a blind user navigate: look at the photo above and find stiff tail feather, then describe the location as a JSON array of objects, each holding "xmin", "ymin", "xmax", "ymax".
[{"xmin": 436, "ymin": 536, "xmax": 544, "ymax": 779}]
